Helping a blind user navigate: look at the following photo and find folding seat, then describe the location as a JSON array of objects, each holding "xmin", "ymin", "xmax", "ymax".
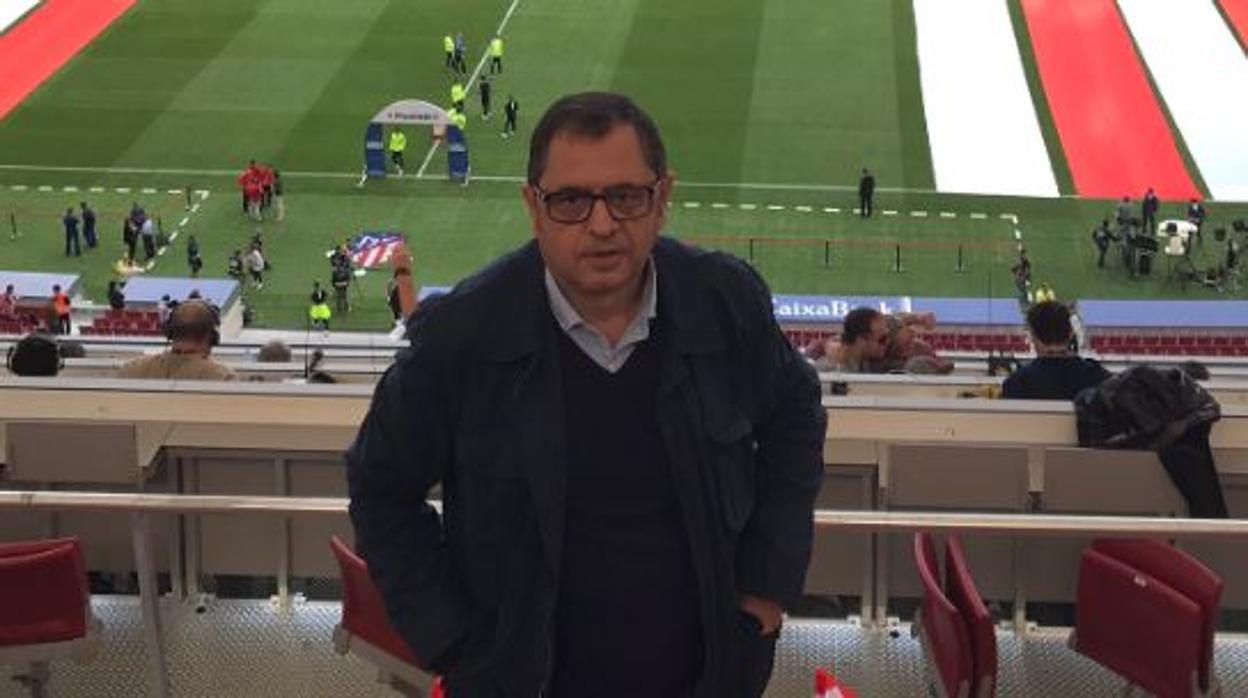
[
  {"xmin": 330, "ymin": 537, "xmax": 442, "ymax": 697},
  {"xmin": 945, "ymin": 535, "xmax": 997, "ymax": 697},
  {"xmin": 0, "ymin": 538, "xmax": 100, "ymax": 695},
  {"xmin": 1072, "ymin": 540, "xmax": 1222, "ymax": 697},
  {"xmin": 912, "ymin": 533, "xmax": 972, "ymax": 698}
]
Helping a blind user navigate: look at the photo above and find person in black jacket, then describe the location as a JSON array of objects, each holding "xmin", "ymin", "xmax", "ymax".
[
  {"xmin": 858, "ymin": 167, "xmax": 875, "ymax": 218},
  {"xmin": 1003, "ymin": 301, "xmax": 1110, "ymax": 400},
  {"xmin": 346, "ymin": 92, "xmax": 825, "ymax": 698}
]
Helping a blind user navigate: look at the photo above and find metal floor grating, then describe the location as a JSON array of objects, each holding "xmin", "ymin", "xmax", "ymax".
[{"xmin": 4, "ymin": 597, "xmax": 1248, "ymax": 697}]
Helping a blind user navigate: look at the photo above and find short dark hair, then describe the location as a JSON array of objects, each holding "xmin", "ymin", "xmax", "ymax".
[
  {"xmin": 8, "ymin": 334, "xmax": 60, "ymax": 376},
  {"xmin": 842, "ymin": 307, "xmax": 882, "ymax": 345},
  {"xmin": 1026, "ymin": 301, "xmax": 1072, "ymax": 346},
  {"xmin": 527, "ymin": 92, "xmax": 666, "ymax": 185}
]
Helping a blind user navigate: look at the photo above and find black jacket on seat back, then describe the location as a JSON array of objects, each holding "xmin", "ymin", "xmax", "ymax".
[
  {"xmin": 346, "ymin": 237, "xmax": 827, "ymax": 697},
  {"xmin": 1074, "ymin": 365, "xmax": 1227, "ymax": 518}
]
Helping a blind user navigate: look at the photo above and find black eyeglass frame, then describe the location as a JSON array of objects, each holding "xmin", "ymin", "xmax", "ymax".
[{"xmin": 534, "ymin": 179, "xmax": 663, "ymax": 224}]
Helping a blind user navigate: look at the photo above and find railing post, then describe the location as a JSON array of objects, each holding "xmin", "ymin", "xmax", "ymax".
[{"xmin": 131, "ymin": 511, "xmax": 171, "ymax": 698}]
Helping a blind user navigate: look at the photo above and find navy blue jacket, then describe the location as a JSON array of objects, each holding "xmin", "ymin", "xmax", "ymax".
[{"xmin": 346, "ymin": 237, "xmax": 825, "ymax": 697}]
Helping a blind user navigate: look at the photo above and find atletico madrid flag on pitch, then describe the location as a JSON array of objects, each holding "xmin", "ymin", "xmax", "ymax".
[{"xmin": 347, "ymin": 232, "xmax": 404, "ymax": 269}]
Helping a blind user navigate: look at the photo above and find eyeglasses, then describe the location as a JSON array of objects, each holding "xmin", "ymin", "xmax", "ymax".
[{"xmin": 535, "ymin": 180, "xmax": 661, "ymax": 224}]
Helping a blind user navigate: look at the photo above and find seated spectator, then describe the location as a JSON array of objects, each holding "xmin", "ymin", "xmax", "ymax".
[
  {"xmin": 0, "ymin": 284, "xmax": 15, "ymax": 317},
  {"xmin": 7, "ymin": 334, "xmax": 61, "ymax": 376},
  {"xmin": 157, "ymin": 295, "xmax": 173, "ymax": 325},
  {"xmin": 117, "ymin": 300, "xmax": 236, "ymax": 381},
  {"xmin": 814, "ymin": 307, "xmax": 888, "ymax": 373},
  {"xmin": 107, "ymin": 281, "xmax": 126, "ymax": 310},
  {"xmin": 1002, "ymin": 301, "xmax": 1110, "ymax": 400},
  {"xmin": 879, "ymin": 312, "xmax": 954, "ymax": 375},
  {"xmin": 257, "ymin": 340, "xmax": 292, "ymax": 363}
]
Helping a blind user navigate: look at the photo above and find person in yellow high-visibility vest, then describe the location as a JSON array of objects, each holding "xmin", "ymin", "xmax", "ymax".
[
  {"xmin": 450, "ymin": 82, "xmax": 466, "ymax": 111},
  {"xmin": 443, "ymin": 34, "xmax": 454, "ymax": 69},
  {"xmin": 446, "ymin": 107, "xmax": 467, "ymax": 131},
  {"xmin": 388, "ymin": 128, "xmax": 407, "ymax": 175},
  {"xmin": 489, "ymin": 36, "xmax": 504, "ymax": 74}
]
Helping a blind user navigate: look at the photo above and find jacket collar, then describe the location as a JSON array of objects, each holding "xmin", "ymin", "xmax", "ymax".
[{"xmin": 480, "ymin": 237, "xmax": 724, "ymax": 361}]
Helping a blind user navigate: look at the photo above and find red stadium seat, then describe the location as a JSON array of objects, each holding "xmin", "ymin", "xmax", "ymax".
[
  {"xmin": 945, "ymin": 536, "xmax": 997, "ymax": 697},
  {"xmin": 0, "ymin": 537, "xmax": 100, "ymax": 694},
  {"xmin": 1072, "ymin": 541, "xmax": 1220, "ymax": 697},
  {"xmin": 913, "ymin": 533, "xmax": 973, "ymax": 698},
  {"xmin": 330, "ymin": 536, "xmax": 442, "ymax": 697}
]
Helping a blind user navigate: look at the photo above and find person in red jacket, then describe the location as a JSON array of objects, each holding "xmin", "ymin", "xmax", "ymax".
[
  {"xmin": 258, "ymin": 164, "xmax": 276, "ymax": 213},
  {"xmin": 238, "ymin": 160, "xmax": 263, "ymax": 215}
]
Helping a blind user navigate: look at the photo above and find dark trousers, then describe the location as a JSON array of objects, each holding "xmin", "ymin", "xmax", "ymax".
[
  {"xmin": 859, "ymin": 192, "xmax": 873, "ymax": 218},
  {"xmin": 65, "ymin": 232, "xmax": 80, "ymax": 256},
  {"xmin": 481, "ymin": 96, "xmax": 491, "ymax": 117},
  {"xmin": 490, "ymin": 56, "xmax": 502, "ymax": 73},
  {"xmin": 1143, "ymin": 212, "xmax": 1156, "ymax": 234},
  {"xmin": 445, "ymin": 51, "xmax": 453, "ymax": 68},
  {"xmin": 390, "ymin": 150, "xmax": 405, "ymax": 168},
  {"xmin": 334, "ymin": 286, "xmax": 349, "ymax": 312},
  {"xmin": 504, "ymin": 114, "xmax": 517, "ymax": 134},
  {"xmin": 1095, "ymin": 242, "xmax": 1109, "ymax": 268},
  {"xmin": 56, "ymin": 314, "xmax": 71, "ymax": 334},
  {"xmin": 84, "ymin": 227, "xmax": 97, "ymax": 249},
  {"xmin": 142, "ymin": 235, "xmax": 156, "ymax": 260}
]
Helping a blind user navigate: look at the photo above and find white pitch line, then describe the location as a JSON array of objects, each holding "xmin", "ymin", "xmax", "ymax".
[
  {"xmin": 1000, "ymin": 213, "xmax": 1019, "ymax": 223},
  {"xmin": 417, "ymin": 0, "xmax": 521, "ymax": 177},
  {"xmin": 1014, "ymin": 230, "xmax": 1022, "ymax": 240},
  {"xmin": 190, "ymin": 203, "xmax": 200, "ymax": 213},
  {"xmin": 88, "ymin": 186, "xmax": 104, "ymax": 193},
  {"xmin": 766, "ymin": 204, "xmax": 786, "ymax": 211},
  {"xmin": 62, "ymin": 185, "xmax": 78, "ymax": 192},
  {"xmin": 37, "ymin": 185, "xmax": 51, "ymax": 191},
  {"xmin": 683, "ymin": 201, "xmax": 701, "ymax": 208},
  {"xmin": 178, "ymin": 217, "xmax": 190, "ymax": 227},
  {"xmin": 711, "ymin": 202, "xmax": 730, "ymax": 209},
  {"xmin": 940, "ymin": 211, "xmax": 957, "ymax": 219},
  {"xmin": 910, "ymin": 211, "xmax": 928, "ymax": 218},
  {"xmin": 794, "ymin": 205, "xmax": 813, "ymax": 212},
  {"xmin": 824, "ymin": 207, "xmax": 840, "ymax": 213},
  {"xmin": 196, "ymin": 190, "xmax": 210, "ymax": 199},
  {"xmin": 739, "ymin": 203, "xmax": 757, "ymax": 210},
  {"xmin": 115, "ymin": 187, "xmax": 130, "ymax": 193},
  {"xmin": 11, "ymin": 184, "xmax": 27, "ymax": 191},
  {"xmin": 882, "ymin": 210, "xmax": 898, "ymax": 216},
  {"xmin": 970, "ymin": 212, "xmax": 988, "ymax": 220},
  {"xmin": 140, "ymin": 187, "xmax": 157, "ymax": 194},
  {"xmin": 167, "ymin": 188, "xmax": 182, "ymax": 195}
]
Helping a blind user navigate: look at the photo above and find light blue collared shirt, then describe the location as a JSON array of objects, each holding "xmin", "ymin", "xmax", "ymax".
[{"xmin": 544, "ymin": 261, "xmax": 658, "ymax": 373}]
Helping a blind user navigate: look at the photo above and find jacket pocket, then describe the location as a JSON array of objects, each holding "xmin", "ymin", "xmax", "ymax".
[{"xmin": 710, "ymin": 414, "xmax": 756, "ymax": 533}]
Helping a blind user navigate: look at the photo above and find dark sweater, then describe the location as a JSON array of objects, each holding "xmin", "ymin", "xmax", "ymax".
[
  {"xmin": 1002, "ymin": 355, "xmax": 1111, "ymax": 400},
  {"xmin": 551, "ymin": 322, "xmax": 703, "ymax": 697}
]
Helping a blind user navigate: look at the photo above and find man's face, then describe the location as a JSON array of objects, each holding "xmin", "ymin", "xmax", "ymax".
[
  {"xmin": 523, "ymin": 124, "xmax": 670, "ymax": 302},
  {"xmin": 857, "ymin": 317, "xmax": 889, "ymax": 359}
]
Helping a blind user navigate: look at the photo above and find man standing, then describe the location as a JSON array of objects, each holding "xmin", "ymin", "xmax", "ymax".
[
  {"xmin": 62, "ymin": 207, "xmax": 81, "ymax": 257},
  {"xmin": 347, "ymin": 92, "xmax": 824, "ymax": 698},
  {"xmin": 858, "ymin": 168, "xmax": 875, "ymax": 218},
  {"xmin": 1091, "ymin": 219, "xmax": 1117, "ymax": 268},
  {"xmin": 453, "ymin": 32, "xmax": 466, "ymax": 74},
  {"xmin": 1115, "ymin": 195, "xmax": 1133, "ymax": 233},
  {"xmin": 502, "ymin": 94, "xmax": 519, "ymax": 138},
  {"xmin": 331, "ymin": 260, "xmax": 351, "ymax": 313},
  {"xmin": 140, "ymin": 214, "xmax": 157, "ymax": 261},
  {"xmin": 1187, "ymin": 198, "xmax": 1206, "ymax": 244},
  {"xmin": 443, "ymin": 33, "xmax": 454, "ymax": 69},
  {"xmin": 450, "ymin": 81, "xmax": 466, "ymax": 112},
  {"xmin": 489, "ymin": 35, "xmax": 504, "ymax": 74},
  {"xmin": 80, "ymin": 202, "xmax": 97, "ymax": 250},
  {"xmin": 51, "ymin": 284, "xmax": 71, "ymax": 334},
  {"xmin": 478, "ymin": 73, "xmax": 492, "ymax": 120},
  {"xmin": 388, "ymin": 128, "xmax": 407, "ymax": 176},
  {"xmin": 1142, "ymin": 187, "xmax": 1159, "ymax": 235}
]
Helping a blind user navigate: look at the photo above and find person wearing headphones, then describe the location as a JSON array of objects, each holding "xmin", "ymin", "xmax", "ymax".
[
  {"xmin": 7, "ymin": 334, "xmax": 62, "ymax": 377},
  {"xmin": 117, "ymin": 300, "xmax": 236, "ymax": 380}
]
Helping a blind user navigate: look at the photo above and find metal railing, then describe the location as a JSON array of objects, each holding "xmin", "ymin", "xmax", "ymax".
[{"xmin": 3, "ymin": 489, "xmax": 1247, "ymax": 698}]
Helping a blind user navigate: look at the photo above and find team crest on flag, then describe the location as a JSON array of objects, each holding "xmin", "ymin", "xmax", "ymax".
[{"xmin": 346, "ymin": 232, "xmax": 404, "ymax": 269}]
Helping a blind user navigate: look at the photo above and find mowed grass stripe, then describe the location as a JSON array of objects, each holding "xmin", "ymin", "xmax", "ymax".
[
  {"xmin": 889, "ymin": 0, "xmax": 934, "ymax": 194},
  {"xmin": 0, "ymin": 1, "xmax": 262, "ymax": 168},
  {"xmin": 610, "ymin": 0, "xmax": 765, "ymax": 182},
  {"xmin": 279, "ymin": 0, "xmax": 502, "ymax": 173},
  {"xmin": 475, "ymin": 0, "xmax": 644, "ymax": 180},
  {"xmin": 741, "ymin": 0, "xmax": 907, "ymax": 190},
  {"xmin": 115, "ymin": 0, "xmax": 393, "ymax": 171}
]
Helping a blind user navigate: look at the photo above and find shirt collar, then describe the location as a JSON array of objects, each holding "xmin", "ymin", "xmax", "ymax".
[{"xmin": 544, "ymin": 259, "xmax": 658, "ymax": 335}]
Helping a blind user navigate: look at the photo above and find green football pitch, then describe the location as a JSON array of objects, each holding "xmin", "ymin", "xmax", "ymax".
[{"xmin": 1, "ymin": 0, "xmax": 1245, "ymax": 330}]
